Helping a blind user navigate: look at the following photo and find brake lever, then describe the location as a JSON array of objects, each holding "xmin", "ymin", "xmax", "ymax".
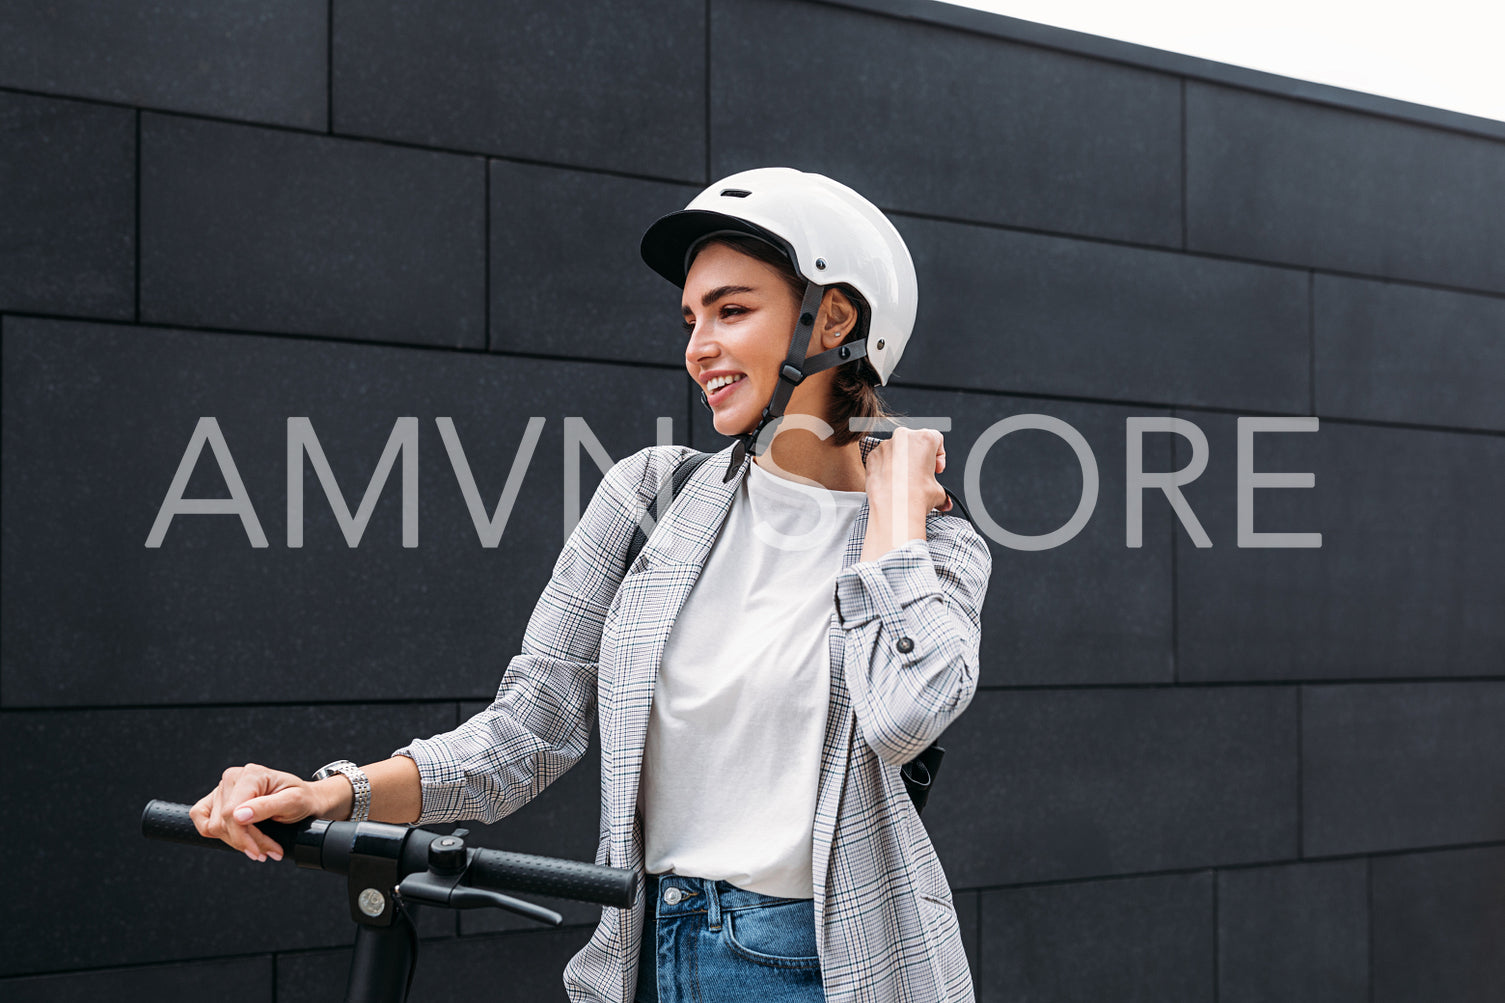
[{"xmin": 393, "ymin": 832, "xmax": 564, "ymax": 927}]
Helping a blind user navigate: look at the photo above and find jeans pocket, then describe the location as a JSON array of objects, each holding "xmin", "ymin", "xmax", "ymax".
[{"xmin": 723, "ymin": 899, "xmax": 821, "ymax": 970}]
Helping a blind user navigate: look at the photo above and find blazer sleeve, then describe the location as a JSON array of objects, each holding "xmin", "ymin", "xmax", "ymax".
[
  {"xmin": 392, "ymin": 443, "xmax": 689, "ymax": 825},
  {"xmin": 833, "ymin": 511, "xmax": 993, "ymax": 767}
]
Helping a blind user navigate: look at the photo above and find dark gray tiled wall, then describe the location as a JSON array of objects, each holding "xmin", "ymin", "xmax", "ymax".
[
  {"xmin": 5, "ymin": 0, "xmax": 1503, "ymax": 996},
  {"xmin": 1, "ymin": 318, "xmax": 685, "ymax": 707},
  {"xmin": 489, "ymin": 161, "xmax": 701, "ymax": 363},
  {"xmin": 0, "ymin": 956, "xmax": 272, "ymax": 1003},
  {"xmin": 332, "ymin": 0, "xmax": 706, "ymax": 180},
  {"xmin": 1176, "ymin": 413, "xmax": 1505, "ymax": 681},
  {"xmin": 0, "ymin": 703, "xmax": 456, "ymax": 976},
  {"xmin": 921, "ymin": 687, "xmax": 1298, "ymax": 887},
  {"xmin": 1303, "ymin": 683, "xmax": 1505, "ymax": 856},
  {"xmin": 713, "ymin": 0, "xmax": 1182, "ymax": 247},
  {"xmin": 1372, "ymin": 846, "xmax": 1505, "ymax": 1003},
  {"xmin": 881, "ymin": 386, "xmax": 1177, "ymax": 686},
  {"xmin": 1187, "ymin": 81, "xmax": 1505, "ymax": 295},
  {"xmin": 1217, "ymin": 860, "xmax": 1369, "ymax": 1003},
  {"xmin": 140, "ymin": 114, "xmax": 487, "ymax": 347},
  {"xmin": 1315, "ymin": 274, "xmax": 1505, "ymax": 432},
  {"xmin": 899, "ymin": 214, "xmax": 1310, "ymax": 409},
  {"xmin": 978, "ymin": 872, "xmax": 1214, "ymax": 1003},
  {"xmin": 0, "ymin": 91, "xmax": 135, "ymax": 319},
  {"xmin": 0, "ymin": 0, "xmax": 326, "ymax": 128}
]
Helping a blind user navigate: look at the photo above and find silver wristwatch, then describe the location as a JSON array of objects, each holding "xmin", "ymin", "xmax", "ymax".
[{"xmin": 312, "ymin": 759, "xmax": 372, "ymax": 822}]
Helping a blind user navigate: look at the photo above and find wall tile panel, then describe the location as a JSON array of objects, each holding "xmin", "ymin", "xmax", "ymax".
[
  {"xmin": 1187, "ymin": 82, "xmax": 1505, "ymax": 294},
  {"xmin": 712, "ymin": 0, "xmax": 1182, "ymax": 247},
  {"xmin": 0, "ymin": 92, "xmax": 135, "ymax": 318},
  {"xmin": 141, "ymin": 114, "xmax": 486, "ymax": 348}
]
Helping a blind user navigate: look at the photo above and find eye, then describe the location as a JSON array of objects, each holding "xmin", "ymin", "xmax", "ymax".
[
  {"xmin": 680, "ymin": 317, "xmax": 695, "ymax": 335},
  {"xmin": 721, "ymin": 305, "xmax": 746, "ymax": 319}
]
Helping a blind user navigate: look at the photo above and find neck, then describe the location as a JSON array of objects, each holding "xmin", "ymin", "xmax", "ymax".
[{"xmin": 752, "ymin": 423, "xmax": 866, "ymax": 492}]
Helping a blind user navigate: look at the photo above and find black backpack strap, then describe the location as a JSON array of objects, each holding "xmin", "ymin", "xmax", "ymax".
[
  {"xmin": 938, "ymin": 484, "xmax": 975, "ymax": 526},
  {"xmin": 626, "ymin": 449, "xmax": 712, "ymax": 570}
]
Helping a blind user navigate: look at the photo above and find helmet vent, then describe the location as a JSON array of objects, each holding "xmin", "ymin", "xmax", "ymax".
[{"xmin": 719, "ymin": 188, "xmax": 752, "ymax": 198}]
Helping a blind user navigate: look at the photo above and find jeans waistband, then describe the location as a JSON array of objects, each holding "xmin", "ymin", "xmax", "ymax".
[{"xmin": 644, "ymin": 872, "xmax": 813, "ymax": 927}]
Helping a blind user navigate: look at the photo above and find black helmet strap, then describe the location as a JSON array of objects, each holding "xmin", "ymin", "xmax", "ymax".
[{"xmin": 722, "ymin": 280, "xmax": 870, "ymax": 483}]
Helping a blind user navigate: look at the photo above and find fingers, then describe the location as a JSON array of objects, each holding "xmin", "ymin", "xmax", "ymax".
[
  {"xmin": 881, "ymin": 427, "xmax": 949, "ymax": 512},
  {"xmin": 191, "ymin": 763, "xmax": 298, "ymax": 863}
]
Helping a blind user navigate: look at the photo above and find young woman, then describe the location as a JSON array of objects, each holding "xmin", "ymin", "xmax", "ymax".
[{"xmin": 191, "ymin": 168, "xmax": 992, "ymax": 1003}]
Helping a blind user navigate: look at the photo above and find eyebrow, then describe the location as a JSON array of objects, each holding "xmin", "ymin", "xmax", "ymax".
[{"xmin": 683, "ymin": 284, "xmax": 757, "ymax": 314}]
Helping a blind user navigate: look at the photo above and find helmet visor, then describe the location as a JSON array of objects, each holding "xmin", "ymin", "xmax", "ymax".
[{"xmin": 640, "ymin": 210, "xmax": 801, "ymax": 288}]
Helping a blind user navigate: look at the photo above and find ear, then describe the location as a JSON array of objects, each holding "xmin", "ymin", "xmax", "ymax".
[{"xmin": 817, "ymin": 287, "xmax": 858, "ymax": 349}]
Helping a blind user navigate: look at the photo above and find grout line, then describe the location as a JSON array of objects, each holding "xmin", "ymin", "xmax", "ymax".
[
  {"xmin": 1180, "ymin": 78, "xmax": 1188, "ymax": 250},
  {"xmin": 973, "ymin": 675, "xmax": 1505, "ymax": 692},
  {"xmin": 326, "ymin": 0, "xmax": 334, "ymax": 133},
  {"xmin": 974, "ymin": 888, "xmax": 984, "ymax": 994},
  {"xmin": 704, "ymin": 0, "xmax": 712, "ymax": 183},
  {"xmin": 1211, "ymin": 868, "xmax": 1220, "ymax": 1002},
  {"xmin": 10, "ymin": 678, "xmax": 1505, "ymax": 714},
  {"xmin": 1309, "ymin": 271, "xmax": 1317, "ymax": 415},
  {"xmin": 1170, "ymin": 405, "xmax": 1180, "ymax": 685},
  {"xmin": 135, "ymin": 109, "xmax": 142, "ymax": 323},
  {"xmin": 1297, "ymin": 686, "xmax": 1305, "ymax": 859},
  {"xmin": 484, "ymin": 158, "xmax": 492, "ymax": 352},
  {"xmin": 1366, "ymin": 856, "xmax": 1375, "ymax": 1003}
]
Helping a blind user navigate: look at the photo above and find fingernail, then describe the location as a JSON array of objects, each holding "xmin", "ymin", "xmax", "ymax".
[
  {"xmin": 233, "ymin": 806, "xmax": 253, "ymax": 822},
  {"xmin": 244, "ymin": 849, "xmax": 257, "ymax": 862},
  {"xmin": 268, "ymin": 850, "xmax": 283, "ymax": 862}
]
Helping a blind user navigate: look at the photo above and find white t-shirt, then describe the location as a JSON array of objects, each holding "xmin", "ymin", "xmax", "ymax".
[{"xmin": 638, "ymin": 455, "xmax": 867, "ymax": 899}]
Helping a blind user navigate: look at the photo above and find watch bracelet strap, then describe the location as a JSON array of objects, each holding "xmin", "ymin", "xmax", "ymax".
[{"xmin": 314, "ymin": 759, "xmax": 372, "ymax": 822}]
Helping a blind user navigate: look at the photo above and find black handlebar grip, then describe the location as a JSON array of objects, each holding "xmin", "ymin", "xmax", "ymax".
[
  {"xmin": 467, "ymin": 848, "xmax": 637, "ymax": 908},
  {"xmin": 141, "ymin": 799, "xmax": 304, "ymax": 854}
]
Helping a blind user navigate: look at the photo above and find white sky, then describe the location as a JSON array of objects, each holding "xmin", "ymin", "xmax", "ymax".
[{"xmin": 938, "ymin": 0, "xmax": 1505, "ymax": 124}]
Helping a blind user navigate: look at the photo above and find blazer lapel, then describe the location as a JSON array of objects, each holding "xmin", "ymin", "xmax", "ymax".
[
  {"xmin": 811, "ymin": 436, "xmax": 879, "ymax": 920},
  {"xmin": 604, "ymin": 441, "xmax": 746, "ymax": 853}
]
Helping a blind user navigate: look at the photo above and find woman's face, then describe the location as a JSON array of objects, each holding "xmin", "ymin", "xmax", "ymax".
[{"xmin": 682, "ymin": 241, "xmax": 820, "ymax": 439}]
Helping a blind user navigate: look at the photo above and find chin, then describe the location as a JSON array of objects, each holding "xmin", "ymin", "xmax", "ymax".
[{"xmin": 714, "ymin": 412, "xmax": 757, "ymax": 439}]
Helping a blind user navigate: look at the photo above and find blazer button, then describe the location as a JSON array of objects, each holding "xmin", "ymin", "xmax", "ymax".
[{"xmin": 895, "ymin": 636, "xmax": 915, "ymax": 653}]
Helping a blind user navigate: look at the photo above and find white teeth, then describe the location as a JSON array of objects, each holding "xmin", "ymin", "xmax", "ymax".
[{"xmin": 707, "ymin": 374, "xmax": 744, "ymax": 392}]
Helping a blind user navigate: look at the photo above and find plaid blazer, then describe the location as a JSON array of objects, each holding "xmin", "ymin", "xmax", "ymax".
[{"xmin": 395, "ymin": 434, "xmax": 992, "ymax": 1002}]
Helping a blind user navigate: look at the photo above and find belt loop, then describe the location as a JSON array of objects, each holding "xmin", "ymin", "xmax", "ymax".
[{"xmin": 706, "ymin": 879, "xmax": 722, "ymax": 931}]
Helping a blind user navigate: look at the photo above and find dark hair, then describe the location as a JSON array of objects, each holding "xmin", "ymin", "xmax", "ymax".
[{"xmin": 686, "ymin": 233, "xmax": 901, "ymax": 447}]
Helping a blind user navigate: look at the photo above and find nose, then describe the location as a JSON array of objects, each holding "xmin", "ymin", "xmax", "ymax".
[{"xmin": 684, "ymin": 316, "xmax": 717, "ymax": 369}]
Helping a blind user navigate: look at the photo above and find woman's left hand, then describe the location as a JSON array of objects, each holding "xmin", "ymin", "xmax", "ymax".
[
  {"xmin": 860, "ymin": 428, "xmax": 953, "ymax": 561},
  {"xmin": 864, "ymin": 427, "xmax": 952, "ymax": 516}
]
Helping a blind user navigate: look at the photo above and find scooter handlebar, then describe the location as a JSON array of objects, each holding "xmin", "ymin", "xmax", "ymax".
[{"xmin": 140, "ymin": 799, "xmax": 637, "ymax": 908}]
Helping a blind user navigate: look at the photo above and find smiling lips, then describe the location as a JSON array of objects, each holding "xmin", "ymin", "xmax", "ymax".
[{"xmin": 704, "ymin": 373, "xmax": 746, "ymax": 406}]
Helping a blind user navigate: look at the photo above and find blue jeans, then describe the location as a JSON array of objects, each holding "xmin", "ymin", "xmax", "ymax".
[{"xmin": 634, "ymin": 871, "xmax": 826, "ymax": 1003}]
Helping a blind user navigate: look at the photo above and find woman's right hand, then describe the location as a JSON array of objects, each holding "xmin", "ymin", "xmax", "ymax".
[{"xmin": 189, "ymin": 763, "xmax": 331, "ymax": 862}]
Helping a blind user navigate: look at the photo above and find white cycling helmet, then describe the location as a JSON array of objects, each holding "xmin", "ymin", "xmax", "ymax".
[
  {"xmin": 641, "ymin": 168, "xmax": 918, "ymax": 477},
  {"xmin": 641, "ymin": 167, "xmax": 917, "ymax": 386}
]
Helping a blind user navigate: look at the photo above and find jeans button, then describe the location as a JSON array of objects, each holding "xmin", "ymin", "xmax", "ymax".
[{"xmin": 663, "ymin": 886, "xmax": 683, "ymax": 905}]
